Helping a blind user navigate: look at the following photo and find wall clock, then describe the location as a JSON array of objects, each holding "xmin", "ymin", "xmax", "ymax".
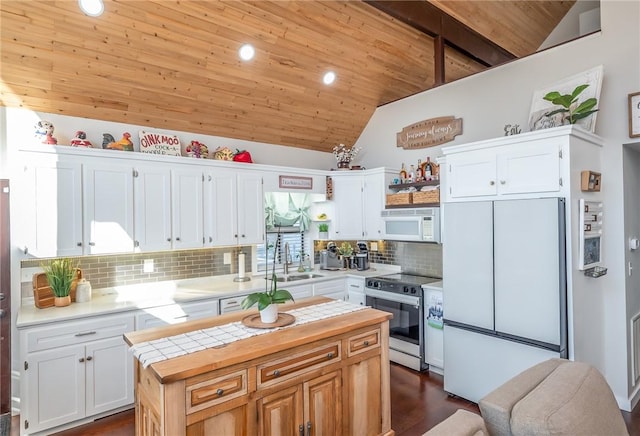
[{"xmin": 629, "ymin": 92, "xmax": 640, "ymax": 138}]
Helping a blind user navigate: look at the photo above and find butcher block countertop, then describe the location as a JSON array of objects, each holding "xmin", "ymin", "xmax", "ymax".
[{"xmin": 124, "ymin": 296, "xmax": 392, "ymax": 384}]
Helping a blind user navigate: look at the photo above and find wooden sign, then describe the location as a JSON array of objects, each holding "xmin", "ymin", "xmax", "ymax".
[
  {"xmin": 396, "ymin": 116, "xmax": 462, "ymax": 149},
  {"xmin": 279, "ymin": 175, "xmax": 313, "ymax": 190},
  {"xmin": 139, "ymin": 130, "xmax": 182, "ymax": 156}
]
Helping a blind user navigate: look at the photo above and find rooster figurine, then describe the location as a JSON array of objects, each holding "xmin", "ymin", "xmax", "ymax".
[
  {"xmin": 70, "ymin": 131, "xmax": 92, "ymax": 147},
  {"xmin": 103, "ymin": 132, "xmax": 134, "ymax": 151}
]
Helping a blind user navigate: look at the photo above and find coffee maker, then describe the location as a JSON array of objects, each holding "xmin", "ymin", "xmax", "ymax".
[
  {"xmin": 355, "ymin": 241, "xmax": 370, "ymax": 271},
  {"xmin": 320, "ymin": 241, "xmax": 343, "ymax": 270}
]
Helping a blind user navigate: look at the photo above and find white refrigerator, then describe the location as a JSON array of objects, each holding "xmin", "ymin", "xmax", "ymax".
[{"xmin": 442, "ymin": 198, "xmax": 567, "ymax": 403}]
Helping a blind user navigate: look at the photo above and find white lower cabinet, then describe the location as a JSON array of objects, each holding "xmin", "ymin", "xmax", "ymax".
[
  {"xmin": 313, "ymin": 278, "xmax": 346, "ymax": 300},
  {"xmin": 20, "ymin": 313, "xmax": 135, "ymax": 434},
  {"xmin": 135, "ymin": 299, "xmax": 219, "ymax": 330},
  {"xmin": 346, "ymin": 277, "xmax": 366, "ymax": 306}
]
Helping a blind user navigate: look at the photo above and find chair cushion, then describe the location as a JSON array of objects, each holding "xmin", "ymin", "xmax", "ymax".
[
  {"xmin": 479, "ymin": 358, "xmax": 566, "ymax": 436},
  {"xmin": 510, "ymin": 361, "xmax": 628, "ymax": 436},
  {"xmin": 422, "ymin": 409, "xmax": 488, "ymax": 436}
]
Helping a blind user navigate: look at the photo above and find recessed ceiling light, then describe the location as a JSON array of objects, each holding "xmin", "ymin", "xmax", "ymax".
[
  {"xmin": 323, "ymin": 71, "xmax": 336, "ymax": 85},
  {"xmin": 78, "ymin": 0, "xmax": 104, "ymax": 16},
  {"xmin": 239, "ymin": 44, "xmax": 255, "ymax": 61}
]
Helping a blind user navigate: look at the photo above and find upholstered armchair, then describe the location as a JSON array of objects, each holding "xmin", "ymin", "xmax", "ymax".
[{"xmin": 425, "ymin": 358, "xmax": 629, "ymax": 436}]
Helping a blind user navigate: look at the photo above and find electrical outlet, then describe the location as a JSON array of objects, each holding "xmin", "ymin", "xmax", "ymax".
[
  {"xmin": 224, "ymin": 252, "xmax": 232, "ymax": 265},
  {"xmin": 370, "ymin": 242, "xmax": 378, "ymax": 252},
  {"xmin": 21, "ymin": 267, "xmax": 42, "ymax": 282},
  {"xmin": 143, "ymin": 259, "xmax": 154, "ymax": 273}
]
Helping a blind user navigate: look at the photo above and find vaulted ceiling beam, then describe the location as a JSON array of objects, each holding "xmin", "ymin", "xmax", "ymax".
[{"xmin": 364, "ymin": 0, "xmax": 516, "ymax": 67}]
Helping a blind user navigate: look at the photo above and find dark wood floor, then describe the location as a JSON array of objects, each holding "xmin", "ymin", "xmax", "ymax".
[{"xmin": 10, "ymin": 363, "xmax": 640, "ymax": 435}]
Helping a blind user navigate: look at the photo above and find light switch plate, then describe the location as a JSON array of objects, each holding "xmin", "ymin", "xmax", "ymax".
[
  {"xmin": 224, "ymin": 252, "xmax": 232, "ymax": 264},
  {"xmin": 143, "ymin": 259, "xmax": 154, "ymax": 273}
]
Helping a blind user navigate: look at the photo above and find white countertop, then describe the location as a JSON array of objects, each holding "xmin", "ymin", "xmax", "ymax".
[{"xmin": 17, "ymin": 265, "xmax": 398, "ymax": 328}]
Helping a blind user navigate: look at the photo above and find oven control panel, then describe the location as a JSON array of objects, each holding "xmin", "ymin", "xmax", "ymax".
[{"xmin": 366, "ymin": 279, "xmax": 422, "ymax": 295}]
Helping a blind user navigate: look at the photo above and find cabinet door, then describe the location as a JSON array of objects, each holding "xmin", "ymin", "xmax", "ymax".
[
  {"xmin": 24, "ymin": 159, "xmax": 83, "ymax": 257},
  {"xmin": 447, "ymin": 151, "xmax": 497, "ymax": 198},
  {"xmin": 172, "ymin": 169, "xmax": 204, "ymax": 249},
  {"xmin": 331, "ymin": 176, "xmax": 364, "ymax": 239},
  {"xmin": 303, "ymin": 371, "xmax": 341, "ymax": 435},
  {"xmin": 83, "ymin": 162, "xmax": 135, "ymax": 254},
  {"xmin": 363, "ymin": 173, "xmax": 385, "ymax": 239},
  {"xmin": 257, "ymin": 384, "xmax": 303, "ymax": 436},
  {"xmin": 85, "ymin": 336, "xmax": 134, "ymax": 416},
  {"xmin": 204, "ymin": 170, "xmax": 238, "ymax": 247},
  {"xmin": 313, "ymin": 279, "xmax": 346, "ymax": 300},
  {"xmin": 237, "ymin": 172, "xmax": 264, "ymax": 245},
  {"xmin": 346, "ymin": 356, "xmax": 382, "ymax": 435},
  {"xmin": 25, "ymin": 345, "xmax": 85, "ymax": 433},
  {"xmin": 496, "ymin": 141, "xmax": 561, "ymax": 195},
  {"xmin": 134, "ymin": 165, "xmax": 172, "ymax": 252}
]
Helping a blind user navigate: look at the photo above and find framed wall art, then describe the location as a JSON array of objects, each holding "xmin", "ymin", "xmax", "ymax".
[
  {"xmin": 528, "ymin": 65, "xmax": 603, "ymax": 133},
  {"xmin": 629, "ymin": 92, "xmax": 640, "ymax": 138}
]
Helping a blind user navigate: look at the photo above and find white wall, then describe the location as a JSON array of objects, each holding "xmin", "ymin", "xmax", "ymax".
[{"xmin": 354, "ymin": 0, "xmax": 640, "ymax": 410}]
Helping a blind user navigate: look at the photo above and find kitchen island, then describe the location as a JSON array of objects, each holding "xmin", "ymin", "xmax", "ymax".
[{"xmin": 124, "ymin": 296, "xmax": 394, "ymax": 436}]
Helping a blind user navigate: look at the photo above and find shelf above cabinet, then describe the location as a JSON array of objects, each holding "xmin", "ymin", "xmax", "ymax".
[{"xmin": 388, "ymin": 180, "xmax": 439, "ymax": 190}]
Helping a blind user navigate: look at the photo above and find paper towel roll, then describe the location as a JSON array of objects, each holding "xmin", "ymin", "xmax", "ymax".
[{"xmin": 238, "ymin": 252, "xmax": 245, "ymax": 279}]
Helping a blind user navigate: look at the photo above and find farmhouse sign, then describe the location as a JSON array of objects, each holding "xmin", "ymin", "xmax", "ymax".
[
  {"xmin": 139, "ymin": 130, "xmax": 182, "ymax": 156},
  {"xmin": 396, "ymin": 116, "xmax": 462, "ymax": 149},
  {"xmin": 279, "ymin": 175, "xmax": 313, "ymax": 190}
]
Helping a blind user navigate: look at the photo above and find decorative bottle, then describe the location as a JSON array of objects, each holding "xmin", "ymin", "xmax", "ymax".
[
  {"xmin": 399, "ymin": 163, "xmax": 408, "ymax": 182},
  {"xmin": 425, "ymin": 157, "xmax": 432, "ymax": 179},
  {"xmin": 416, "ymin": 159, "xmax": 423, "ymax": 181},
  {"xmin": 409, "ymin": 165, "xmax": 416, "ymax": 182}
]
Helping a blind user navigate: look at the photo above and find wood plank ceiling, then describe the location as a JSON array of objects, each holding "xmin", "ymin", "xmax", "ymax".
[{"xmin": 0, "ymin": 1, "xmax": 574, "ymax": 153}]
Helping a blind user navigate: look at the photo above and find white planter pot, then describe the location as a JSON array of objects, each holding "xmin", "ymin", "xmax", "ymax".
[
  {"xmin": 319, "ymin": 231, "xmax": 329, "ymax": 239},
  {"xmin": 259, "ymin": 304, "xmax": 279, "ymax": 323}
]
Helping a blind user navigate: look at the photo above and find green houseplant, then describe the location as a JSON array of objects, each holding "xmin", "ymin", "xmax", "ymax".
[
  {"xmin": 241, "ymin": 236, "xmax": 294, "ymax": 323},
  {"xmin": 41, "ymin": 258, "xmax": 78, "ymax": 307},
  {"xmin": 318, "ymin": 222, "xmax": 329, "ymax": 239},
  {"xmin": 543, "ymin": 84, "xmax": 598, "ymax": 125}
]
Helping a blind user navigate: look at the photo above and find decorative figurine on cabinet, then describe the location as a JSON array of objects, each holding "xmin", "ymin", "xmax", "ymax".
[
  {"xmin": 185, "ymin": 140, "xmax": 209, "ymax": 158},
  {"xmin": 34, "ymin": 120, "xmax": 58, "ymax": 145},
  {"xmin": 102, "ymin": 132, "xmax": 134, "ymax": 151},
  {"xmin": 70, "ymin": 131, "xmax": 93, "ymax": 147}
]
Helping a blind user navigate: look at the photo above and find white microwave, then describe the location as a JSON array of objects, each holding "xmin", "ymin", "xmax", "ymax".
[{"xmin": 381, "ymin": 208, "xmax": 441, "ymax": 242}]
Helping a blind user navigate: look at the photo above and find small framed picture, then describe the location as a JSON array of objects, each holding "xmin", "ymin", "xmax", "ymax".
[{"xmin": 629, "ymin": 92, "xmax": 640, "ymax": 138}]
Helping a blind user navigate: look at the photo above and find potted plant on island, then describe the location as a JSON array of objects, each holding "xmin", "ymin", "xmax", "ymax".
[
  {"xmin": 41, "ymin": 258, "xmax": 79, "ymax": 307},
  {"xmin": 318, "ymin": 222, "xmax": 329, "ymax": 239},
  {"xmin": 241, "ymin": 237, "xmax": 294, "ymax": 323}
]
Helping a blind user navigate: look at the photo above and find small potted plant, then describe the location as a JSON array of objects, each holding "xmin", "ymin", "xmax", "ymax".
[
  {"xmin": 241, "ymin": 235, "xmax": 294, "ymax": 323},
  {"xmin": 318, "ymin": 223, "xmax": 329, "ymax": 239},
  {"xmin": 338, "ymin": 242, "xmax": 353, "ymax": 269},
  {"xmin": 41, "ymin": 258, "xmax": 79, "ymax": 307}
]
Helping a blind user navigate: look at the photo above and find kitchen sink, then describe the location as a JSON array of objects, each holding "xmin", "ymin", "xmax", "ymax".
[{"xmin": 267, "ymin": 273, "xmax": 324, "ymax": 282}]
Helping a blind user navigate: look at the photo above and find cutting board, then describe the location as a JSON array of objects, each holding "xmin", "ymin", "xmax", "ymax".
[{"xmin": 33, "ymin": 269, "xmax": 83, "ymax": 309}]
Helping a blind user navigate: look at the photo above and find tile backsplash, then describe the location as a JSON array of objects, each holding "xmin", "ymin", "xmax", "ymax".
[{"xmin": 21, "ymin": 240, "xmax": 442, "ymax": 297}]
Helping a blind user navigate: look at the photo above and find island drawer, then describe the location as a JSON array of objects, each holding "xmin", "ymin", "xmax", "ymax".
[
  {"xmin": 347, "ymin": 328, "xmax": 381, "ymax": 357},
  {"xmin": 186, "ymin": 369, "xmax": 248, "ymax": 414},
  {"xmin": 257, "ymin": 341, "xmax": 341, "ymax": 388},
  {"xmin": 24, "ymin": 313, "xmax": 135, "ymax": 352}
]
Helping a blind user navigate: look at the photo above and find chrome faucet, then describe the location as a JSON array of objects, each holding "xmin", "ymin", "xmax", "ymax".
[{"xmin": 283, "ymin": 242, "xmax": 290, "ymax": 276}]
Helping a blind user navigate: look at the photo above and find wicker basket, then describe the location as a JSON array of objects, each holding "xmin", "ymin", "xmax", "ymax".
[
  {"xmin": 413, "ymin": 189, "xmax": 439, "ymax": 205},
  {"xmin": 386, "ymin": 193, "xmax": 413, "ymax": 206}
]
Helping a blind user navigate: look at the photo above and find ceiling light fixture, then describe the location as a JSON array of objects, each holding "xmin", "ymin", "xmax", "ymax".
[
  {"xmin": 323, "ymin": 71, "xmax": 336, "ymax": 85},
  {"xmin": 78, "ymin": 0, "xmax": 104, "ymax": 16},
  {"xmin": 239, "ymin": 44, "xmax": 255, "ymax": 61}
]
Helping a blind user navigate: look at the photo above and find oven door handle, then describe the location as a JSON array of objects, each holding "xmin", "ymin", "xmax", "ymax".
[{"xmin": 364, "ymin": 288, "xmax": 421, "ymax": 306}]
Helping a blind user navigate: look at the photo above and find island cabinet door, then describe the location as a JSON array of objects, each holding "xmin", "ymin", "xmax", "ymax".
[
  {"xmin": 303, "ymin": 371, "xmax": 342, "ymax": 436},
  {"xmin": 345, "ymin": 355, "xmax": 382, "ymax": 436},
  {"xmin": 257, "ymin": 384, "xmax": 303, "ymax": 436}
]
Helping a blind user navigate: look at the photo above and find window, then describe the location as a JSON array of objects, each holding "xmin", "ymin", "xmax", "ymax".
[{"xmin": 256, "ymin": 229, "xmax": 306, "ymax": 273}]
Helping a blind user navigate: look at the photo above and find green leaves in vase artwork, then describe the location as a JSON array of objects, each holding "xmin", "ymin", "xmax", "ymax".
[{"xmin": 543, "ymin": 84, "xmax": 598, "ymax": 125}]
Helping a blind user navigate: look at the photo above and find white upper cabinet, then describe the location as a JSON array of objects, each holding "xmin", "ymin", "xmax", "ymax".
[
  {"xmin": 171, "ymin": 168, "xmax": 204, "ymax": 249},
  {"xmin": 443, "ymin": 129, "xmax": 569, "ymax": 202},
  {"xmin": 133, "ymin": 165, "xmax": 172, "ymax": 252},
  {"xmin": 20, "ymin": 157, "xmax": 83, "ymax": 257},
  {"xmin": 331, "ymin": 175, "xmax": 364, "ymax": 240},
  {"xmin": 83, "ymin": 162, "xmax": 135, "ymax": 254},
  {"xmin": 204, "ymin": 169, "xmax": 264, "ymax": 246}
]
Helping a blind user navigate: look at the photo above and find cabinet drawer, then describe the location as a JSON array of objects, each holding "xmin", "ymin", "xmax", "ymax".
[
  {"xmin": 258, "ymin": 342, "xmax": 340, "ymax": 388},
  {"xmin": 186, "ymin": 369, "xmax": 247, "ymax": 414},
  {"xmin": 25, "ymin": 313, "xmax": 135, "ymax": 352},
  {"xmin": 347, "ymin": 329, "xmax": 380, "ymax": 357}
]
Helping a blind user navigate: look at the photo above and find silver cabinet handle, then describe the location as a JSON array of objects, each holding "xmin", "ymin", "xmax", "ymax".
[
  {"xmin": 216, "ymin": 388, "xmax": 224, "ymax": 396},
  {"xmin": 327, "ymin": 352, "xmax": 334, "ymax": 359},
  {"xmin": 167, "ymin": 238, "xmax": 171, "ymax": 242},
  {"xmin": 500, "ymin": 180, "xmax": 506, "ymax": 185},
  {"xmin": 489, "ymin": 181, "xmax": 495, "ymax": 186},
  {"xmin": 75, "ymin": 331, "xmax": 97, "ymax": 337},
  {"xmin": 77, "ymin": 242, "xmax": 82, "ymax": 247},
  {"xmin": 176, "ymin": 237, "xmax": 181, "ymax": 241},
  {"xmin": 364, "ymin": 341, "xmax": 369, "ymax": 346},
  {"xmin": 79, "ymin": 357, "xmax": 85, "ymax": 363},
  {"xmin": 86, "ymin": 356, "xmax": 92, "ymax": 361},
  {"xmin": 273, "ymin": 370, "xmax": 280, "ymax": 377},
  {"xmin": 89, "ymin": 242, "xmax": 95, "ymax": 246}
]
